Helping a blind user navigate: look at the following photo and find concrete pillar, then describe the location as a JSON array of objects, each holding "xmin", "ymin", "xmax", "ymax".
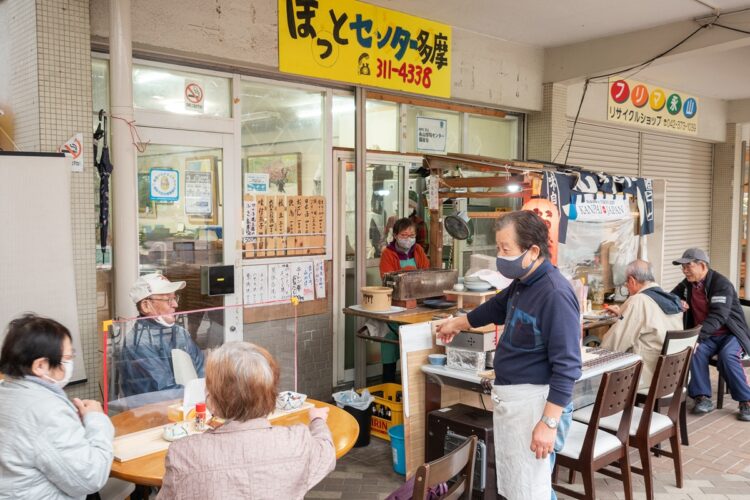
[
  {"xmin": 109, "ymin": 0, "xmax": 139, "ymax": 318},
  {"xmin": 526, "ymin": 83, "xmax": 568, "ymax": 163}
]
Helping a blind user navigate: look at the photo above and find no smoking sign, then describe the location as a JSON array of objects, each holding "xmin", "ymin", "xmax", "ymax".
[{"xmin": 184, "ymin": 80, "xmax": 205, "ymax": 112}]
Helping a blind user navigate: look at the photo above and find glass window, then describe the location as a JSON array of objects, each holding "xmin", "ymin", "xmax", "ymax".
[
  {"xmin": 366, "ymin": 100, "xmax": 399, "ymax": 151},
  {"xmin": 240, "ymin": 81, "xmax": 327, "ymax": 258},
  {"xmin": 92, "ymin": 58, "xmax": 111, "ymax": 268},
  {"xmin": 333, "ymin": 94, "xmax": 355, "ymax": 148},
  {"xmin": 136, "ymin": 144, "xmax": 225, "ymax": 312},
  {"xmin": 133, "ymin": 65, "xmax": 231, "ymax": 118},
  {"xmin": 466, "ymin": 114, "xmax": 520, "ymax": 159},
  {"xmin": 405, "ymin": 106, "xmax": 461, "ymax": 154}
]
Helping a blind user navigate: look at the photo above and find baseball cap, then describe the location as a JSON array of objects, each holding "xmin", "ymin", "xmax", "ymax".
[
  {"xmin": 672, "ymin": 248, "xmax": 710, "ymax": 266},
  {"xmin": 129, "ymin": 273, "xmax": 186, "ymax": 304}
]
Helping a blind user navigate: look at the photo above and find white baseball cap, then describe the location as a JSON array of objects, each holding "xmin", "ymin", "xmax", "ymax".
[{"xmin": 129, "ymin": 273, "xmax": 186, "ymax": 304}]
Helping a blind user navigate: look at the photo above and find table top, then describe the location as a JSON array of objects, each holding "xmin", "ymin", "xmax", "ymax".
[
  {"xmin": 343, "ymin": 305, "xmax": 457, "ymax": 324},
  {"xmin": 109, "ymin": 399, "xmax": 358, "ymax": 487},
  {"xmin": 422, "ymin": 350, "xmax": 640, "ymax": 384},
  {"xmin": 582, "ymin": 316, "xmax": 617, "ymax": 331}
]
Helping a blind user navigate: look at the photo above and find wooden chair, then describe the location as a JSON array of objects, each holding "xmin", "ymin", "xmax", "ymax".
[
  {"xmin": 709, "ymin": 299, "xmax": 750, "ymax": 409},
  {"xmin": 552, "ymin": 361, "xmax": 642, "ymax": 500},
  {"xmin": 413, "ymin": 435, "xmax": 477, "ymax": 500},
  {"xmin": 636, "ymin": 325, "xmax": 700, "ymax": 446},
  {"xmin": 574, "ymin": 348, "xmax": 692, "ymax": 500}
]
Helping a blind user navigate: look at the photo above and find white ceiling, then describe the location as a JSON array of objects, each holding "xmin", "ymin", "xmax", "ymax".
[
  {"xmin": 636, "ymin": 45, "xmax": 750, "ymax": 100},
  {"xmin": 365, "ymin": 0, "xmax": 750, "ymax": 47}
]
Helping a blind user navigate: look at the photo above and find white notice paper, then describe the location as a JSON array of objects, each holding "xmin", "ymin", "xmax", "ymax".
[
  {"xmin": 268, "ymin": 264, "xmax": 291, "ymax": 301},
  {"xmin": 59, "ymin": 133, "xmax": 84, "ymax": 172},
  {"xmin": 291, "ymin": 262, "xmax": 315, "ymax": 301},
  {"xmin": 242, "ymin": 265, "xmax": 268, "ymax": 305},
  {"xmin": 243, "ymin": 200, "xmax": 257, "ymax": 239},
  {"xmin": 314, "ymin": 260, "xmax": 326, "ymax": 299},
  {"xmin": 416, "ymin": 117, "xmax": 447, "ymax": 152},
  {"xmin": 184, "ymin": 171, "xmax": 212, "ymax": 215}
]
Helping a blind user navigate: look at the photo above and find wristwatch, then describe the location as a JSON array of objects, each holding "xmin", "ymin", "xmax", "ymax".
[{"xmin": 540, "ymin": 415, "xmax": 558, "ymax": 429}]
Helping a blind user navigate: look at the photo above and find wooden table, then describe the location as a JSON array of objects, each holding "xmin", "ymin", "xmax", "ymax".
[{"xmin": 109, "ymin": 399, "xmax": 358, "ymax": 487}]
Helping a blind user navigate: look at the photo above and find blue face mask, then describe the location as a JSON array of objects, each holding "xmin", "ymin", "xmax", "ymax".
[{"xmin": 496, "ymin": 249, "xmax": 535, "ymax": 279}]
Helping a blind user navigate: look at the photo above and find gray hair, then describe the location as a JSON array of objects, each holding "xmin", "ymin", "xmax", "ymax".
[{"xmin": 625, "ymin": 259, "xmax": 655, "ymax": 284}]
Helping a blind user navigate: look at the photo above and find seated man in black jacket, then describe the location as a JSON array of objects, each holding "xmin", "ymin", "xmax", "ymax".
[{"xmin": 672, "ymin": 248, "xmax": 750, "ymax": 421}]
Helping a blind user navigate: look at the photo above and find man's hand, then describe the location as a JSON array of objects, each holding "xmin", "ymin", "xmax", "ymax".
[
  {"xmin": 604, "ymin": 304, "xmax": 621, "ymax": 317},
  {"xmin": 435, "ymin": 316, "xmax": 467, "ymax": 344},
  {"xmin": 309, "ymin": 406, "xmax": 330, "ymax": 422},
  {"xmin": 530, "ymin": 420, "xmax": 556, "ymax": 459},
  {"xmin": 73, "ymin": 398, "xmax": 104, "ymax": 419},
  {"xmin": 680, "ymin": 300, "xmax": 690, "ymax": 312}
]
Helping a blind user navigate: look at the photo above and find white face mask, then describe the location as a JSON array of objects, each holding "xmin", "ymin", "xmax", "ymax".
[
  {"xmin": 154, "ymin": 316, "xmax": 175, "ymax": 327},
  {"xmin": 43, "ymin": 360, "xmax": 74, "ymax": 388}
]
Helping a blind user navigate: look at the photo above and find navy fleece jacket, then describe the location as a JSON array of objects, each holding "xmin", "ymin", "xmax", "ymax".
[{"xmin": 467, "ymin": 259, "xmax": 582, "ymax": 407}]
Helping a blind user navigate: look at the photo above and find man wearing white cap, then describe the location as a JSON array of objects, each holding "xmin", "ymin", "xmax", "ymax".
[
  {"xmin": 671, "ymin": 248, "xmax": 750, "ymax": 421},
  {"xmin": 116, "ymin": 273, "xmax": 205, "ymax": 397}
]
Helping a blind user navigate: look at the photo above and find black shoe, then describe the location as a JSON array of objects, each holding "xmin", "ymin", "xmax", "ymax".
[
  {"xmin": 692, "ymin": 395, "xmax": 715, "ymax": 414},
  {"xmin": 739, "ymin": 402, "xmax": 750, "ymax": 421}
]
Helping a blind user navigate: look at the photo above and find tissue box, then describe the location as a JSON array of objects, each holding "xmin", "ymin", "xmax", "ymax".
[{"xmin": 446, "ymin": 347, "xmax": 486, "ymax": 372}]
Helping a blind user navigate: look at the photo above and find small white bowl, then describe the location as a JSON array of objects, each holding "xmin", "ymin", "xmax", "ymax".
[
  {"xmin": 276, "ymin": 391, "xmax": 307, "ymax": 411},
  {"xmin": 453, "ymin": 283, "xmax": 466, "ymax": 292}
]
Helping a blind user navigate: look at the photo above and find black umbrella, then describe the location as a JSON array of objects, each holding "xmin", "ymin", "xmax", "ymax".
[{"xmin": 94, "ymin": 110, "xmax": 113, "ymax": 261}]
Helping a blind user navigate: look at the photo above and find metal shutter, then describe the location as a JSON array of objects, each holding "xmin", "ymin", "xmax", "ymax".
[
  {"xmin": 641, "ymin": 133, "xmax": 713, "ymax": 289},
  {"xmin": 565, "ymin": 121, "xmax": 640, "ymax": 177}
]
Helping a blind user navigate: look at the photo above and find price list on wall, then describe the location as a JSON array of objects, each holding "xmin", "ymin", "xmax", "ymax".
[{"xmin": 243, "ymin": 261, "xmax": 326, "ymax": 306}]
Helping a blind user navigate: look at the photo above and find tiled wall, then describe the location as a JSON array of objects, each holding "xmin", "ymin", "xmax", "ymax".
[
  {"xmin": 34, "ymin": 0, "xmax": 99, "ymax": 400},
  {"xmin": 243, "ymin": 313, "xmax": 334, "ymax": 401},
  {"xmin": 7, "ymin": 0, "xmax": 40, "ymax": 150},
  {"xmin": 526, "ymin": 83, "xmax": 568, "ymax": 162}
]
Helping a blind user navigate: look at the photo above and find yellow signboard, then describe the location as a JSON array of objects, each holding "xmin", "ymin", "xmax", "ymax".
[
  {"xmin": 607, "ymin": 77, "xmax": 698, "ymax": 135},
  {"xmin": 279, "ymin": 0, "xmax": 451, "ymax": 98}
]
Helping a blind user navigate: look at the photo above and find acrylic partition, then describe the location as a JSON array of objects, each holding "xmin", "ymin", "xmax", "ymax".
[{"xmin": 103, "ymin": 302, "xmax": 302, "ymax": 417}]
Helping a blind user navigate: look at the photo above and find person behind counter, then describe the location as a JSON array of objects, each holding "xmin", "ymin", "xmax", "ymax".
[
  {"xmin": 117, "ymin": 273, "xmax": 205, "ymax": 397},
  {"xmin": 436, "ymin": 210, "xmax": 581, "ymax": 500},
  {"xmin": 157, "ymin": 342, "xmax": 335, "ymax": 499},
  {"xmin": 601, "ymin": 259, "xmax": 683, "ymax": 390},
  {"xmin": 379, "ymin": 217, "xmax": 430, "ymax": 383},
  {"xmin": 0, "ymin": 314, "xmax": 114, "ymax": 499}
]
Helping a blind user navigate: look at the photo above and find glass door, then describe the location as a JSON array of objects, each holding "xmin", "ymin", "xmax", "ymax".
[
  {"xmin": 333, "ymin": 150, "xmax": 422, "ymax": 384},
  {"xmin": 135, "ymin": 127, "xmax": 242, "ymax": 344}
]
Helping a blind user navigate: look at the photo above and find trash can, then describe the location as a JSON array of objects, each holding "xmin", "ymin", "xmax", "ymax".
[
  {"xmin": 343, "ymin": 402, "xmax": 372, "ymax": 447},
  {"xmin": 388, "ymin": 424, "xmax": 406, "ymax": 475},
  {"xmin": 332, "ymin": 389, "xmax": 375, "ymax": 448}
]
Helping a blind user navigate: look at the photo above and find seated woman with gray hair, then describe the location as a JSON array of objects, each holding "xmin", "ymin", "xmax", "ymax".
[{"xmin": 157, "ymin": 342, "xmax": 336, "ymax": 499}]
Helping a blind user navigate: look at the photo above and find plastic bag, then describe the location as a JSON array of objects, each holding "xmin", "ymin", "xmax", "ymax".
[{"xmin": 332, "ymin": 389, "xmax": 374, "ymax": 411}]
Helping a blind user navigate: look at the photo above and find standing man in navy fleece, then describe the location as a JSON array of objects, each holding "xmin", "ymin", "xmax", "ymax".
[{"xmin": 437, "ymin": 210, "xmax": 582, "ymax": 500}]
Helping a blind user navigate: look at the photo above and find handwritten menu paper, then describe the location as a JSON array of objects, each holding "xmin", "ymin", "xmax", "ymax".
[
  {"xmin": 184, "ymin": 171, "xmax": 212, "ymax": 215},
  {"xmin": 268, "ymin": 264, "xmax": 292, "ymax": 301},
  {"xmin": 314, "ymin": 260, "xmax": 326, "ymax": 299},
  {"xmin": 291, "ymin": 262, "xmax": 315, "ymax": 301},
  {"xmin": 242, "ymin": 265, "xmax": 268, "ymax": 305}
]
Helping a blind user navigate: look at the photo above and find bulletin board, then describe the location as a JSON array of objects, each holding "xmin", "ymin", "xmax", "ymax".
[
  {"xmin": 0, "ymin": 153, "xmax": 87, "ymax": 382},
  {"xmin": 242, "ymin": 195, "xmax": 326, "ymax": 258}
]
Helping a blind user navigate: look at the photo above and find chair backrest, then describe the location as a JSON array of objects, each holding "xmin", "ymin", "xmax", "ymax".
[
  {"xmin": 661, "ymin": 325, "xmax": 701, "ymax": 355},
  {"xmin": 580, "ymin": 361, "xmax": 642, "ymax": 456},
  {"xmin": 172, "ymin": 348, "xmax": 199, "ymax": 386},
  {"xmin": 740, "ymin": 298, "xmax": 750, "ymax": 328},
  {"xmin": 413, "ymin": 435, "xmax": 478, "ymax": 500},
  {"xmin": 638, "ymin": 347, "xmax": 692, "ymax": 436}
]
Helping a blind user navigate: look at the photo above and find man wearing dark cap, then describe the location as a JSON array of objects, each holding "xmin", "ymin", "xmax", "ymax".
[{"xmin": 672, "ymin": 248, "xmax": 750, "ymax": 421}]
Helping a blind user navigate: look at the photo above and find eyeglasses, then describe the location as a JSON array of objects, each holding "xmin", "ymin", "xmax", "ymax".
[{"xmin": 148, "ymin": 295, "xmax": 180, "ymax": 305}]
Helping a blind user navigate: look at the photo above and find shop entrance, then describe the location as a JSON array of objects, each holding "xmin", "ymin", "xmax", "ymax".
[
  {"xmin": 134, "ymin": 126, "xmax": 242, "ymax": 344},
  {"xmin": 333, "ymin": 150, "xmax": 423, "ymax": 385}
]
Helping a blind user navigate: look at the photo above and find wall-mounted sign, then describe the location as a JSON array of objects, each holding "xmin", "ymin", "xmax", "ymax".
[
  {"xmin": 184, "ymin": 171, "xmax": 212, "ymax": 215},
  {"xmin": 59, "ymin": 133, "xmax": 84, "ymax": 172},
  {"xmin": 244, "ymin": 172, "xmax": 270, "ymax": 193},
  {"xmin": 607, "ymin": 77, "xmax": 698, "ymax": 135},
  {"xmin": 279, "ymin": 0, "xmax": 451, "ymax": 98},
  {"xmin": 150, "ymin": 168, "xmax": 179, "ymax": 202},
  {"xmin": 184, "ymin": 80, "xmax": 205, "ymax": 112},
  {"xmin": 569, "ymin": 194, "xmax": 631, "ymax": 222},
  {"xmin": 416, "ymin": 117, "xmax": 447, "ymax": 152}
]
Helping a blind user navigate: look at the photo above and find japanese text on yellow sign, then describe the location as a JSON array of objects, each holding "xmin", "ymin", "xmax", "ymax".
[
  {"xmin": 279, "ymin": 0, "xmax": 451, "ymax": 98},
  {"xmin": 607, "ymin": 77, "xmax": 698, "ymax": 135}
]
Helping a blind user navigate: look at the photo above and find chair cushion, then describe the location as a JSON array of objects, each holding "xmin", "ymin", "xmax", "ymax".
[
  {"xmin": 558, "ymin": 420, "xmax": 623, "ymax": 460},
  {"xmin": 572, "ymin": 406, "xmax": 673, "ymax": 437},
  {"xmin": 636, "ymin": 386, "xmax": 686, "ymax": 398}
]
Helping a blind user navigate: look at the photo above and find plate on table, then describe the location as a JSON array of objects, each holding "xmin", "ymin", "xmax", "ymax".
[
  {"xmin": 464, "ymin": 282, "xmax": 493, "ymax": 292},
  {"xmin": 423, "ymin": 299, "xmax": 457, "ymax": 309},
  {"xmin": 349, "ymin": 304, "xmax": 407, "ymax": 314}
]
